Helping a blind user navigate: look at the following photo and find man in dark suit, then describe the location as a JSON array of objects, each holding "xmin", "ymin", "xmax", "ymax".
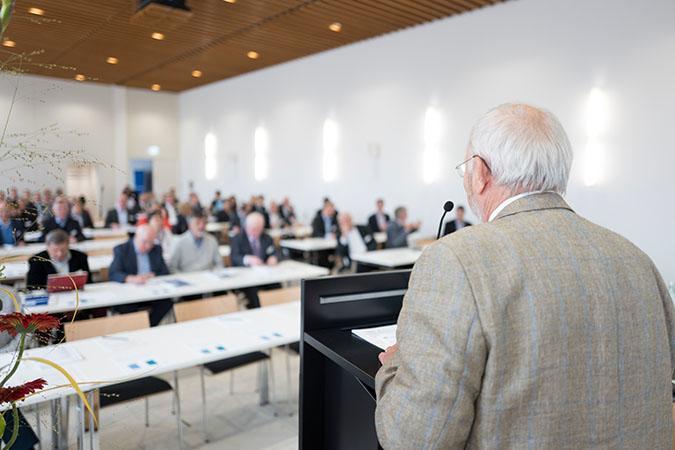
[
  {"xmin": 40, "ymin": 196, "xmax": 86, "ymax": 242},
  {"xmin": 26, "ymin": 229, "xmax": 92, "ymax": 289},
  {"xmin": 108, "ymin": 224, "xmax": 172, "ymax": 326},
  {"xmin": 0, "ymin": 200, "xmax": 25, "ymax": 246},
  {"xmin": 386, "ymin": 206, "xmax": 421, "ymax": 248},
  {"xmin": 71, "ymin": 199, "xmax": 94, "ymax": 229},
  {"xmin": 367, "ymin": 198, "xmax": 390, "ymax": 234},
  {"xmin": 311, "ymin": 202, "xmax": 337, "ymax": 238},
  {"xmin": 229, "ymin": 212, "xmax": 279, "ymax": 309},
  {"xmin": 443, "ymin": 205, "xmax": 472, "ymax": 236},
  {"xmin": 104, "ymin": 193, "xmax": 137, "ymax": 228}
]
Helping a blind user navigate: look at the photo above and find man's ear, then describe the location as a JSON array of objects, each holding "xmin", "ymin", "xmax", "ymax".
[{"xmin": 471, "ymin": 157, "xmax": 490, "ymax": 195}]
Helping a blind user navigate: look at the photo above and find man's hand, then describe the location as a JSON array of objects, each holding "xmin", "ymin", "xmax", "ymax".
[
  {"xmin": 125, "ymin": 273, "xmax": 154, "ymax": 284},
  {"xmin": 378, "ymin": 344, "xmax": 398, "ymax": 365},
  {"xmin": 267, "ymin": 256, "xmax": 278, "ymax": 266},
  {"xmin": 245, "ymin": 255, "xmax": 263, "ymax": 266}
]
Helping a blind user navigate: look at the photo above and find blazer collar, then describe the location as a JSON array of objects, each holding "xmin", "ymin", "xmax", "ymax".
[{"xmin": 492, "ymin": 192, "xmax": 574, "ymax": 221}]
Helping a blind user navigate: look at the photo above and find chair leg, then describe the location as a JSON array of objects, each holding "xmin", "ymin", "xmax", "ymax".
[
  {"xmin": 285, "ymin": 344, "xmax": 293, "ymax": 406},
  {"xmin": 259, "ymin": 359, "xmax": 269, "ymax": 406},
  {"xmin": 35, "ymin": 403, "xmax": 42, "ymax": 450},
  {"xmin": 88, "ymin": 391, "xmax": 95, "ymax": 450},
  {"xmin": 174, "ymin": 371, "xmax": 183, "ymax": 450},
  {"xmin": 229, "ymin": 370, "xmax": 234, "ymax": 395},
  {"xmin": 145, "ymin": 397, "xmax": 150, "ymax": 427},
  {"xmin": 200, "ymin": 366, "xmax": 209, "ymax": 443},
  {"xmin": 77, "ymin": 396, "xmax": 85, "ymax": 450}
]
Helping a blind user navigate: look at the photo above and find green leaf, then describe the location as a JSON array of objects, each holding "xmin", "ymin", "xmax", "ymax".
[
  {"xmin": 0, "ymin": 0, "xmax": 16, "ymax": 38},
  {"xmin": 0, "ymin": 411, "xmax": 6, "ymax": 437}
]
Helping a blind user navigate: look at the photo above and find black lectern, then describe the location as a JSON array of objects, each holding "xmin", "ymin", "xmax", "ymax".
[{"xmin": 300, "ymin": 270, "xmax": 411, "ymax": 450}]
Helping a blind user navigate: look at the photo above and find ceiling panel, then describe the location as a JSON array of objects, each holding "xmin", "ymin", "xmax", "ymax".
[{"xmin": 0, "ymin": 0, "xmax": 503, "ymax": 92}]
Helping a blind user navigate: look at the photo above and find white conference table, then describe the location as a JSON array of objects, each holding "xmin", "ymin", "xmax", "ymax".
[
  {"xmin": 24, "ymin": 228, "xmax": 131, "ymax": 243},
  {"xmin": 3, "ymin": 302, "xmax": 301, "ymax": 408},
  {"xmin": 1, "ymin": 255, "xmax": 114, "ymax": 282},
  {"xmin": 267, "ymin": 225, "xmax": 313, "ymax": 240},
  {"xmin": 0, "ymin": 238, "xmax": 127, "ymax": 260},
  {"xmin": 352, "ymin": 248, "xmax": 422, "ymax": 269},
  {"xmin": 0, "ymin": 246, "xmax": 230, "ymax": 283},
  {"xmin": 21, "ymin": 260, "xmax": 327, "ymax": 314},
  {"xmin": 280, "ymin": 237, "xmax": 337, "ymax": 252}
]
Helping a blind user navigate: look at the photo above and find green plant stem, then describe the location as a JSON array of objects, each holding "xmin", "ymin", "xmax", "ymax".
[
  {"xmin": 0, "ymin": 332, "xmax": 25, "ymax": 388},
  {"xmin": 4, "ymin": 404, "xmax": 19, "ymax": 449}
]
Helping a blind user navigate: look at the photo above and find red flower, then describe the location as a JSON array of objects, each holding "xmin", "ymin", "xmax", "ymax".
[
  {"xmin": 0, "ymin": 378, "xmax": 47, "ymax": 404},
  {"xmin": 0, "ymin": 313, "xmax": 60, "ymax": 336}
]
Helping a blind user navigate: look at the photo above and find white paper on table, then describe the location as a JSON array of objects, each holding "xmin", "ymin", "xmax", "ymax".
[
  {"xmin": 352, "ymin": 325, "xmax": 397, "ymax": 351},
  {"xmin": 28, "ymin": 345, "xmax": 85, "ymax": 365}
]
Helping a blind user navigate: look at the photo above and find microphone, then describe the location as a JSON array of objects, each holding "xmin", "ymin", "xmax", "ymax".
[{"xmin": 436, "ymin": 201, "xmax": 455, "ymax": 239}]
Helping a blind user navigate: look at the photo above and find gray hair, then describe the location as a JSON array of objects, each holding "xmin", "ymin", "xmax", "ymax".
[
  {"xmin": 468, "ymin": 103, "xmax": 573, "ymax": 194},
  {"xmin": 45, "ymin": 229, "xmax": 69, "ymax": 246}
]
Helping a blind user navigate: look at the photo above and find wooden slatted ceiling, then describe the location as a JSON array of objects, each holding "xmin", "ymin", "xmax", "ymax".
[{"xmin": 1, "ymin": 0, "xmax": 503, "ymax": 92}]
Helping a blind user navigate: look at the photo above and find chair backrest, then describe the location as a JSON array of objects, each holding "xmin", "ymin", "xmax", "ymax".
[
  {"xmin": 64, "ymin": 311, "xmax": 149, "ymax": 342},
  {"xmin": 173, "ymin": 294, "xmax": 238, "ymax": 323},
  {"xmin": 259, "ymin": 286, "xmax": 301, "ymax": 308}
]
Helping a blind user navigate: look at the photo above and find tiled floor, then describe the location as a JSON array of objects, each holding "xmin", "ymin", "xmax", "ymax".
[{"xmin": 23, "ymin": 349, "xmax": 300, "ymax": 449}]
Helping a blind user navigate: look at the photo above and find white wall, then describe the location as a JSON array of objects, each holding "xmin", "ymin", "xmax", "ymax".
[
  {"xmin": 179, "ymin": 0, "xmax": 675, "ymax": 281},
  {"xmin": 0, "ymin": 74, "xmax": 179, "ymax": 217}
]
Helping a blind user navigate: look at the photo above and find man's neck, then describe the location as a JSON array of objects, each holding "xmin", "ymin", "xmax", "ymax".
[{"xmin": 480, "ymin": 186, "xmax": 525, "ymax": 222}]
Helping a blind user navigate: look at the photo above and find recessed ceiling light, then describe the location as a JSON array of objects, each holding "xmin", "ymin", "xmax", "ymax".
[
  {"xmin": 224, "ymin": 0, "xmax": 236, "ymax": 3},
  {"xmin": 151, "ymin": 84, "xmax": 161, "ymax": 91},
  {"xmin": 2, "ymin": 39, "xmax": 16, "ymax": 48},
  {"xmin": 106, "ymin": 56, "xmax": 119, "ymax": 65},
  {"xmin": 151, "ymin": 32, "xmax": 165, "ymax": 41},
  {"xmin": 247, "ymin": 51, "xmax": 259, "ymax": 60},
  {"xmin": 191, "ymin": 70, "xmax": 203, "ymax": 78},
  {"xmin": 74, "ymin": 74, "xmax": 86, "ymax": 81},
  {"xmin": 329, "ymin": 22, "xmax": 342, "ymax": 32},
  {"xmin": 28, "ymin": 7, "xmax": 44, "ymax": 16}
]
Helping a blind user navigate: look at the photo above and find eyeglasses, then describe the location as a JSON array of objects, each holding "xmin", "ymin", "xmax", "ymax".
[{"xmin": 455, "ymin": 154, "xmax": 490, "ymax": 178}]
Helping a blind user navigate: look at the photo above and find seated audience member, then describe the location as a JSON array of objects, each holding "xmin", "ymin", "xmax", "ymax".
[
  {"xmin": 368, "ymin": 198, "xmax": 390, "ymax": 233},
  {"xmin": 229, "ymin": 212, "xmax": 279, "ymax": 308},
  {"xmin": 108, "ymin": 224, "xmax": 172, "ymax": 326},
  {"xmin": 26, "ymin": 229, "xmax": 92, "ymax": 289},
  {"xmin": 163, "ymin": 192, "xmax": 188, "ymax": 235},
  {"xmin": 386, "ymin": 206, "xmax": 420, "ymax": 248},
  {"xmin": 105, "ymin": 193, "xmax": 137, "ymax": 228},
  {"xmin": 336, "ymin": 213, "xmax": 367, "ymax": 272},
  {"xmin": 71, "ymin": 199, "xmax": 94, "ymax": 229},
  {"xmin": 0, "ymin": 200, "xmax": 24, "ymax": 246},
  {"xmin": 279, "ymin": 197, "xmax": 296, "ymax": 225},
  {"xmin": 169, "ymin": 211, "xmax": 222, "ymax": 273},
  {"xmin": 40, "ymin": 196, "xmax": 86, "ymax": 242},
  {"xmin": 32, "ymin": 191, "xmax": 46, "ymax": 222},
  {"xmin": 147, "ymin": 209, "xmax": 173, "ymax": 255},
  {"xmin": 268, "ymin": 201, "xmax": 284, "ymax": 229},
  {"xmin": 173, "ymin": 202, "xmax": 192, "ymax": 235},
  {"xmin": 188, "ymin": 192, "xmax": 202, "ymax": 215},
  {"xmin": 443, "ymin": 205, "xmax": 472, "ymax": 236},
  {"xmin": 210, "ymin": 190, "xmax": 225, "ymax": 215},
  {"xmin": 18, "ymin": 190, "xmax": 39, "ymax": 231},
  {"xmin": 311, "ymin": 201, "xmax": 338, "ymax": 238}
]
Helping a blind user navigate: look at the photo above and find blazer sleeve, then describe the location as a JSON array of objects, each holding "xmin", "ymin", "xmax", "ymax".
[
  {"xmin": 311, "ymin": 216, "xmax": 323, "ymax": 237},
  {"xmin": 104, "ymin": 210, "xmax": 116, "ymax": 228},
  {"xmin": 375, "ymin": 243, "xmax": 487, "ymax": 449},
  {"xmin": 76, "ymin": 252, "xmax": 93, "ymax": 284},
  {"xmin": 261, "ymin": 235, "xmax": 279, "ymax": 263},
  {"xmin": 387, "ymin": 224, "xmax": 408, "ymax": 248},
  {"xmin": 229, "ymin": 236, "xmax": 246, "ymax": 267},
  {"xmin": 72, "ymin": 221, "xmax": 86, "ymax": 242},
  {"xmin": 151, "ymin": 247, "xmax": 170, "ymax": 276},
  {"xmin": 108, "ymin": 245, "xmax": 129, "ymax": 283},
  {"xmin": 26, "ymin": 256, "xmax": 48, "ymax": 289}
]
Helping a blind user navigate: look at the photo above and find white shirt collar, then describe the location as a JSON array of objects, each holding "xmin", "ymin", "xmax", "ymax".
[{"xmin": 488, "ymin": 191, "xmax": 555, "ymax": 222}]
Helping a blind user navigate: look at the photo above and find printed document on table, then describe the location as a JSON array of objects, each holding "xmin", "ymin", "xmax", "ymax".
[{"xmin": 352, "ymin": 324, "xmax": 397, "ymax": 350}]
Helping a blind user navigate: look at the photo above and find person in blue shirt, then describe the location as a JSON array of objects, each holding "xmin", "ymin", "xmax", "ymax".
[
  {"xmin": 0, "ymin": 200, "xmax": 24, "ymax": 246},
  {"xmin": 108, "ymin": 224, "xmax": 172, "ymax": 326}
]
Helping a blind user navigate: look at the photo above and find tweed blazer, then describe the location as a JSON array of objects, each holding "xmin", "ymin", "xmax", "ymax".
[{"xmin": 375, "ymin": 192, "xmax": 674, "ymax": 449}]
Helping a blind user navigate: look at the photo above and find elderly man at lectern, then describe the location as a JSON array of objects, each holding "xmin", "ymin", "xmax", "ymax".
[{"xmin": 375, "ymin": 104, "xmax": 674, "ymax": 449}]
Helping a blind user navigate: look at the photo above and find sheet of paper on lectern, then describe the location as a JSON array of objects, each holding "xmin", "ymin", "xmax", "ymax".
[{"xmin": 352, "ymin": 325, "xmax": 397, "ymax": 351}]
